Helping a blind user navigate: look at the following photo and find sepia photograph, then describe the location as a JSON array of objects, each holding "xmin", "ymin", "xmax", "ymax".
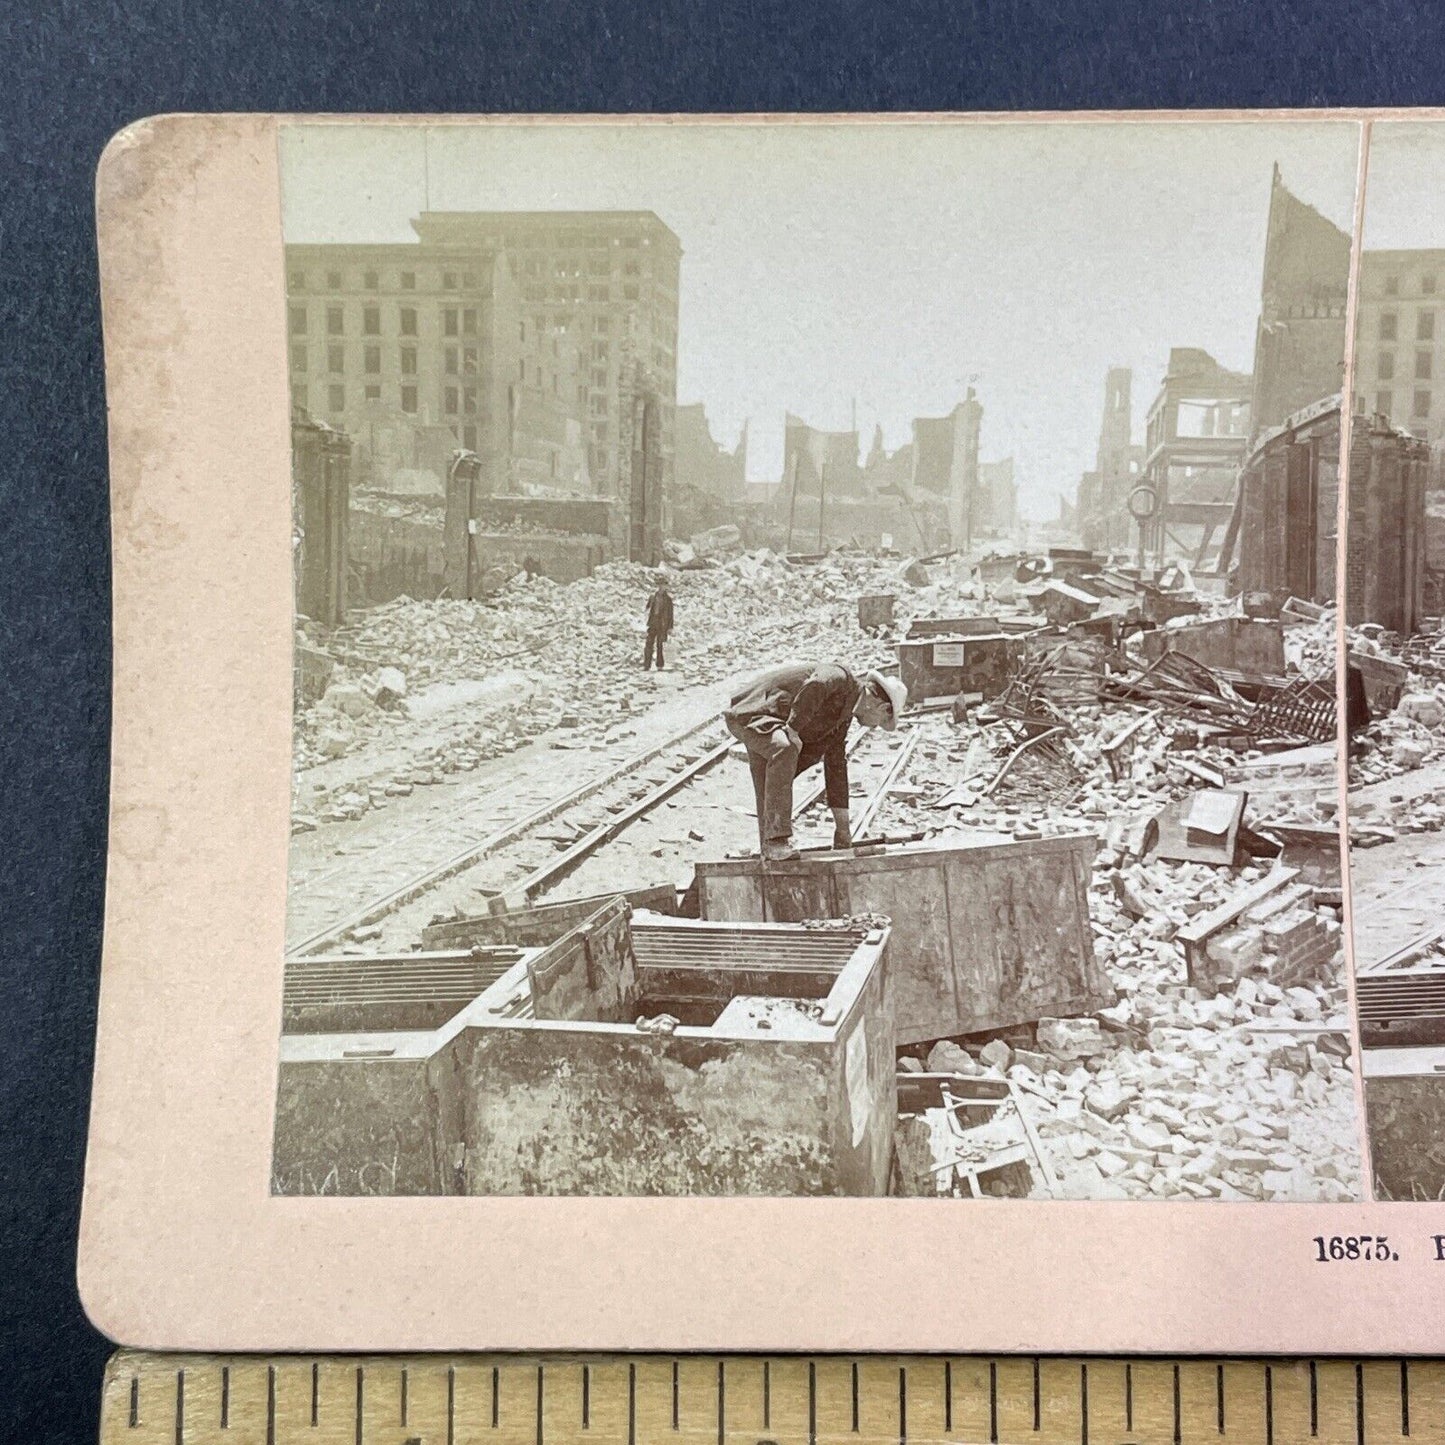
[
  {"xmin": 272, "ymin": 117, "xmax": 1368, "ymax": 1200},
  {"xmin": 1339, "ymin": 120, "xmax": 1445, "ymax": 1202}
]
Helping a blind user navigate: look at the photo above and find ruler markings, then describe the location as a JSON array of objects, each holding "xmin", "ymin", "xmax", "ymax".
[{"xmin": 100, "ymin": 1354, "xmax": 1445, "ymax": 1445}]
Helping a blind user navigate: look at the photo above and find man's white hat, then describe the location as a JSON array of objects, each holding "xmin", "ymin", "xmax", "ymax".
[{"xmin": 865, "ymin": 669, "xmax": 908, "ymax": 730}]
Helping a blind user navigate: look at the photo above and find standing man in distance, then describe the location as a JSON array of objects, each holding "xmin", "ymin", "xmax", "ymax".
[
  {"xmin": 642, "ymin": 573, "xmax": 674, "ymax": 671},
  {"xmin": 723, "ymin": 662, "xmax": 907, "ymax": 861}
]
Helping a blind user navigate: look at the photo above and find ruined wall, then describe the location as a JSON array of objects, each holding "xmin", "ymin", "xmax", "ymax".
[
  {"xmin": 348, "ymin": 508, "xmax": 445, "ymax": 603},
  {"xmin": 475, "ymin": 533, "xmax": 607, "ymax": 586},
  {"xmin": 478, "ymin": 496, "xmax": 614, "ymax": 536},
  {"xmin": 1365, "ymin": 1075, "xmax": 1445, "ymax": 1200},
  {"xmin": 1138, "ymin": 617, "xmax": 1287, "ymax": 676},
  {"xmin": 459, "ymin": 1028, "xmax": 846, "ymax": 1195},
  {"xmin": 1345, "ymin": 422, "xmax": 1429, "ymax": 633}
]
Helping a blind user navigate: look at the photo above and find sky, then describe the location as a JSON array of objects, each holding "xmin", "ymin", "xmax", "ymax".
[{"xmin": 280, "ymin": 118, "xmax": 1366, "ymax": 519}]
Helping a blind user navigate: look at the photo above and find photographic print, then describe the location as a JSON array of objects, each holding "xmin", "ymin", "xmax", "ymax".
[
  {"xmin": 271, "ymin": 118, "xmax": 1369, "ymax": 1202},
  {"xmin": 1342, "ymin": 121, "xmax": 1445, "ymax": 1202}
]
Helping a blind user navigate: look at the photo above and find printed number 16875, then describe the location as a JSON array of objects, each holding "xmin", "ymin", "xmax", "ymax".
[{"xmin": 1312, "ymin": 1235, "xmax": 1399, "ymax": 1262}]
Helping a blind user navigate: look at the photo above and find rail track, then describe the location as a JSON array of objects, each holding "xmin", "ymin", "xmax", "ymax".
[{"xmin": 288, "ymin": 712, "xmax": 921, "ymax": 957}]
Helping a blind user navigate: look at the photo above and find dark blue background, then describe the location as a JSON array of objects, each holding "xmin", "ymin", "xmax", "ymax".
[{"xmin": 3, "ymin": 2, "xmax": 1443, "ymax": 1440}]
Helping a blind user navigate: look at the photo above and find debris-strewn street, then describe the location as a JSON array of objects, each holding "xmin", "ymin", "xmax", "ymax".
[{"xmin": 282, "ymin": 545, "xmax": 1361, "ymax": 1200}]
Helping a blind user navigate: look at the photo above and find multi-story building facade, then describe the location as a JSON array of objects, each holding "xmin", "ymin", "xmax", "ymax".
[
  {"xmin": 283, "ymin": 241, "xmax": 588, "ymax": 497},
  {"xmin": 1355, "ymin": 251, "xmax": 1445, "ymax": 452},
  {"xmin": 410, "ymin": 211, "xmax": 682, "ymax": 502}
]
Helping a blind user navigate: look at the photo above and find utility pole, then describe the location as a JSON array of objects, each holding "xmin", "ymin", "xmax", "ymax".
[{"xmin": 818, "ymin": 462, "xmax": 827, "ymax": 552}]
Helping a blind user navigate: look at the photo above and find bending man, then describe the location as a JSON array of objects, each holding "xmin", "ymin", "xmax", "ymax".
[{"xmin": 723, "ymin": 662, "xmax": 907, "ymax": 861}]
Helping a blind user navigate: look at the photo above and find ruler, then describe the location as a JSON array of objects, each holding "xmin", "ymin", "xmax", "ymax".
[{"xmin": 102, "ymin": 1353, "xmax": 1435, "ymax": 1445}]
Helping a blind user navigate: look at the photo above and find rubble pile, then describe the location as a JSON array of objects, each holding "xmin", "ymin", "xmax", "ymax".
[{"xmin": 291, "ymin": 551, "xmax": 941, "ymax": 830}]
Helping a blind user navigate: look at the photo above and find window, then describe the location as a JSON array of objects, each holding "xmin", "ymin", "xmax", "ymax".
[
  {"xmin": 1376, "ymin": 390, "xmax": 1393, "ymax": 416},
  {"xmin": 593, "ymin": 341, "xmax": 609, "ymax": 362},
  {"xmin": 328, "ymin": 384, "xmax": 345, "ymax": 412},
  {"xmin": 401, "ymin": 385, "xmax": 418, "ymax": 414},
  {"xmin": 1385, "ymin": 275, "xmax": 1399, "ymax": 296},
  {"xmin": 363, "ymin": 305, "xmax": 380, "ymax": 335},
  {"xmin": 289, "ymin": 270, "xmax": 306, "ymax": 291},
  {"xmin": 1381, "ymin": 312, "xmax": 1399, "ymax": 341},
  {"xmin": 589, "ymin": 286, "xmax": 609, "ymax": 303},
  {"xmin": 1419, "ymin": 352, "xmax": 1435, "ymax": 381},
  {"xmin": 444, "ymin": 387, "xmax": 459, "ymax": 415},
  {"xmin": 293, "ymin": 385, "xmax": 308, "ymax": 412},
  {"xmin": 326, "ymin": 270, "xmax": 342, "ymax": 289},
  {"xmin": 400, "ymin": 271, "xmax": 416, "ymax": 290},
  {"xmin": 290, "ymin": 343, "xmax": 307, "ymax": 372},
  {"xmin": 1421, "ymin": 310, "xmax": 1436, "ymax": 342},
  {"xmin": 588, "ymin": 257, "xmax": 610, "ymax": 276},
  {"xmin": 519, "ymin": 321, "xmax": 527, "ymax": 342},
  {"xmin": 328, "ymin": 344, "xmax": 344, "ymax": 373},
  {"xmin": 289, "ymin": 305, "xmax": 307, "ymax": 334},
  {"xmin": 443, "ymin": 272, "xmax": 458, "ymax": 290},
  {"xmin": 623, "ymin": 284, "xmax": 639, "ymax": 301},
  {"xmin": 1379, "ymin": 352, "xmax": 1396, "ymax": 380},
  {"xmin": 462, "ymin": 346, "xmax": 478, "ymax": 375},
  {"xmin": 1415, "ymin": 388, "xmax": 1432, "ymax": 417},
  {"xmin": 364, "ymin": 345, "xmax": 380, "ymax": 374},
  {"xmin": 364, "ymin": 270, "xmax": 379, "ymax": 290},
  {"xmin": 400, "ymin": 346, "xmax": 417, "ymax": 375},
  {"xmin": 523, "ymin": 259, "xmax": 539, "ymax": 277},
  {"xmin": 594, "ymin": 316, "xmax": 609, "ymax": 334},
  {"xmin": 463, "ymin": 384, "xmax": 477, "ymax": 415},
  {"xmin": 463, "ymin": 272, "xmax": 477, "ymax": 288},
  {"xmin": 462, "ymin": 424, "xmax": 478, "ymax": 450},
  {"xmin": 399, "ymin": 307, "xmax": 417, "ymax": 336},
  {"xmin": 365, "ymin": 384, "xmax": 381, "ymax": 402},
  {"xmin": 442, "ymin": 347, "xmax": 456, "ymax": 375},
  {"xmin": 519, "ymin": 359, "xmax": 526, "ymax": 382},
  {"xmin": 462, "ymin": 308, "xmax": 477, "ymax": 336},
  {"xmin": 592, "ymin": 368, "xmax": 607, "ymax": 388},
  {"xmin": 590, "ymin": 392, "xmax": 608, "ymax": 415},
  {"xmin": 443, "ymin": 308, "xmax": 459, "ymax": 337},
  {"xmin": 624, "ymin": 260, "xmax": 640, "ymax": 276},
  {"xmin": 1426, "ymin": 274, "xmax": 1438, "ymax": 295},
  {"xmin": 326, "ymin": 305, "xmax": 344, "ymax": 335}
]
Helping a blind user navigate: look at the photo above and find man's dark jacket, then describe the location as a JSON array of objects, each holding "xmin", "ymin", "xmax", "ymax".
[
  {"xmin": 646, "ymin": 588, "xmax": 674, "ymax": 639},
  {"xmin": 723, "ymin": 662, "xmax": 861, "ymax": 809}
]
